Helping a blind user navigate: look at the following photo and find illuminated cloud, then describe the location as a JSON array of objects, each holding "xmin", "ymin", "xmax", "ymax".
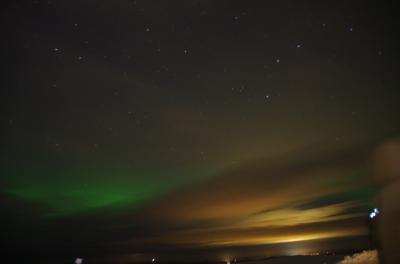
[
  {"xmin": 121, "ymin": 153, "xmax": 376, "ymax": 252},
  {"xmin": 337, "ymin": 250, "xmax": 379, "ymax": 264}
]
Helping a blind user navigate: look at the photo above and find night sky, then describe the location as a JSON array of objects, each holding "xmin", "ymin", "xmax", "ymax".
[{"xmin": 1, "ymin": 1, "xmax": 400, "ymax": 263}]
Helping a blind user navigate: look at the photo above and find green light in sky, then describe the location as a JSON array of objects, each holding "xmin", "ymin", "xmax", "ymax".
[
  {"xmin": 7, "ymin": 181, "xmax": 168, "ymax": 217},
  {"xmin": 2, "ymin": 166, "xmax": 186, "ymax": 217}
]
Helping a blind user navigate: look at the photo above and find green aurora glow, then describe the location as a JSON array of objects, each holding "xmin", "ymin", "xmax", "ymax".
[{"xmin": 2, "ymin": 166, "xmax": 186, "ymax": 217}]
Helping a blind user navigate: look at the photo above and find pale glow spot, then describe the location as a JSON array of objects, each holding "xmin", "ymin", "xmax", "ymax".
[
  {"xmin": 338, "ymin": 250, "xmax": 379, "ymax": 264},
  {"xmin": 369, "ymin": 208, "xmax": 380, "ymax": 219}
]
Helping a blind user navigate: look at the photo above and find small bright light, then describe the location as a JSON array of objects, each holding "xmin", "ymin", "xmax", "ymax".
[
  {"xmin": 152, "ymin": 258, "xmax": 155, "ymax": 262},
  {"xmin": 75, "ymin": 258, "xmax": 83, "ymax": 264},
  {"xmin": 369, "ymin": 208, "xmax": 380, "ymax": 219},
  {"xmin": 369, "ymin": 212, "xmax": 375, "ymax": 219}
]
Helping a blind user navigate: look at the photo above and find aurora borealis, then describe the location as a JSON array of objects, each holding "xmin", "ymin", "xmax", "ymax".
[
  {"xmin": 3, "ymin": 165, "xmax": 184, "ymax": 216},
  {"xmin": 2, "ymin": 0, "xmax": 400, "ymax": 263}
]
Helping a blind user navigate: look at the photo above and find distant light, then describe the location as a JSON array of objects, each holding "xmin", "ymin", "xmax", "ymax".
[
  {"xmin": 369, "ymin": 208, "xmax": 380, "ymax": 219},
  {"xmin": 152, "ymin": 258, "xmax": 155, "ymax": 262},
  {"xmin": 369, "ymin": 212, "xmax": 376, "ymax": 219},
  {"xmin": 75, "ymin": 258, "xmax": 83, "ymax": 264}
]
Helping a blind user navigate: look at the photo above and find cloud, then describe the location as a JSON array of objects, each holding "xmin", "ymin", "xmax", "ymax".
[
  {"xmin": 1, "ymin": 146, "xmax": 378, "ymax": 262},
  {"xmin": 119, "ymin": 151, "xmax": 375, "ymax": 251},
  {"xmin": 337, "ymin": 250, "xmax": 379, "ymax": 264}
]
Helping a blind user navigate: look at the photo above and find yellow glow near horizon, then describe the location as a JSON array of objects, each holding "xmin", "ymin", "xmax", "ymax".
[
  {"xmin": 236, "ymin": 202, "xmax": 361, "ymax": 228},
  {"xmin": 203, "ymin": 227, "xmax": 368, "ymax": 247}
]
